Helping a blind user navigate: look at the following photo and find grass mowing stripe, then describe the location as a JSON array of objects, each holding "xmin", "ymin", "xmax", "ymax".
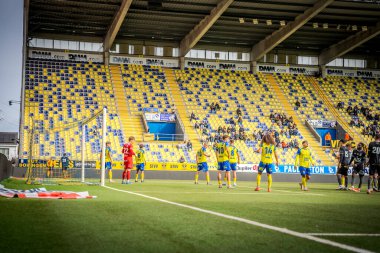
[
  {"xmin": 104, "ymin": 185, "xmax": 373, "ymax": 253},
  {"xmin": 129, "ymin": 191, "xmax": 324, "ymax": 196},
  {"xmin": 274, "ymin": 189, "xmax": 325, "ymax": 196},
  {"xmin": 307, "ymin": 233, "xmax": 380, "ymax": 237}
]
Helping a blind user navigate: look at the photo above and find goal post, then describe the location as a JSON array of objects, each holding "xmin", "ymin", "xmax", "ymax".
[
  {"xmin": 81, "ymin": 123, "xmax": 86, "ymax": 183},
  {"xmin": 24, "ymin": 107, "xmax": 108, "ymax": 185},
  {"xmin": 100, "ymin": 107, "xmax": 107, "ymax": 187}
]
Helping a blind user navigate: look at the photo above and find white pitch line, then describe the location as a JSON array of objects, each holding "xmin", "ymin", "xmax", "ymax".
[
  {"xmin": 275, "ymin": 189, "xmax": 326, "ymax": 196},
  {"xmin": 104, "ymin": 185, "xmax": 373, "ymax": 253},
  {"xmin": 126, "ymin": 180, "xmax": 326, "ymax": 196},
  {"xmin": 235, "ymin": 186, "xmax": 326, "ymax": 196},
  {"xmin": 128, "ymin": 191, "xmax": 323, "ymax": 196},
  {"xmin": 307, "ymin": 233, "xmax": 380, "ymax": 237}
]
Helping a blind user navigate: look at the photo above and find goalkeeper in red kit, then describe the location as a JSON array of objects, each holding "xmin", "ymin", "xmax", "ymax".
[{"xmin": 122, "ymin": 136, "xmax": 136, "ymax": 184}]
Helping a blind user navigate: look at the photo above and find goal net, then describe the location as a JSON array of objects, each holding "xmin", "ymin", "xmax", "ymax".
[{"xmin": 22, "ymin": 108, "xmax": 108, "ymax": 186}]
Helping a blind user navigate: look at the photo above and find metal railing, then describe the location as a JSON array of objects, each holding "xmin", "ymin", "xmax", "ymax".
[{"xmin": 152, "ymin": 133, "xmax": 187, "ymax": 141}]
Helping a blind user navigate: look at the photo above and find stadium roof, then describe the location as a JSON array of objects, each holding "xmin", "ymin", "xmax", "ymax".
[{"xmin": 28, "ymin": 0, "xmax": 380, "ymax": 56}]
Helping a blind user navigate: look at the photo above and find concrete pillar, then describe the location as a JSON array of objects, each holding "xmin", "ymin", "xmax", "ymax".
[
  {"xmin": 320, "ymin": 65, "xmax": 326, "ymax": 78},
  {"xmin": 179, "ymin": 57, "xmax": 185, "ymax": 70},
  {"xmin": 251, "ymin": 61, "xmax": 257, "ymax": 74},
  {"xmin": 104, "ymin": 51, "xmax": 110, "ymax": 65}
]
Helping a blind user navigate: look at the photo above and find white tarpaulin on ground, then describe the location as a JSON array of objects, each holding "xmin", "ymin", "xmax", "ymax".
[{"xmin": 0, "ymin": 184, "xmax": 96, "ymax": 199}]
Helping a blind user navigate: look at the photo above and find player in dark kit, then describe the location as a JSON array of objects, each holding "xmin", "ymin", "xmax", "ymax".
[
  {"xmin": 337, "ymin": 140, "xmax": 353, "ymax": 190},
  {"xmin": 349, "ymin": 143, "xmax": 366, "ymax": 192},
  {"xmin": 367, "ymin": 134, "xmax": 380, "ymax": 194},
  {"xmin": 61, "ymin": 153, "xmax": 70, "ymax": 178}
]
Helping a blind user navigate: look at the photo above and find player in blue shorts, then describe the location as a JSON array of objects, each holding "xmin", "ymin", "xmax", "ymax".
[
  {"xmin": 295, "ymin": 141, "xmax": 315, "ymax": 191},
  {"xmin": 229, "ymin": 140, "xmax": 240, "ymax": 186},
  {"xmin": 195, "ymin": 142, "xmax": 211, "ymax": 185},
  {"xmin": 255, "ymin": 134, "xmax": 279, "ymax": 192},
  {"xmin": 101, "ymin": 141, "xmax": 114, "ymax": 182},
  {"xmin": 135, "ymin": 144, "xmax": 146, "ymax": 183},
  {"xmin": 215, "ymin": 135, "xmax": 231, "ymax": 188}
]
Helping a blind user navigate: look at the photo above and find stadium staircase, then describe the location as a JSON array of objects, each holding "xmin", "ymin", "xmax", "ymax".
[
  {"xmin": 110, "ymin": 65, "xmax": 144, "ymax": 142},
  {"xmin": 164, "ymin": 68, "xmax": 201, "ymax": 150},
  {"xmin": 265, "ymin": 74, "xmax": 334, "ymax": 166},
  {"xmin": 307, "ymin": 77, "xmax": 365, "ymax": 144}
]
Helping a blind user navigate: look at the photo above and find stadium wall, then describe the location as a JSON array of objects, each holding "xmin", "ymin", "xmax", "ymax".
[{"xmin": 11, "ymin": 166, "xmax": 365, "ymax": 184}]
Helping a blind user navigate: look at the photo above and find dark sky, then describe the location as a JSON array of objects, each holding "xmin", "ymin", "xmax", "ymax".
[{"xmin": 0, "ymin": 0, "xmax": 22, "ymax": 132}]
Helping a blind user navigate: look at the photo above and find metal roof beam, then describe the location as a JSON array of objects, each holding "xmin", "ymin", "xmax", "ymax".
[
  {"xmin": 179, "ymin": 0, "xmax": 234, "ymax": 57},
  {"xmin": 319, "ymin": 21, "xmax": 380, "ymax": 65},
  {"xmin": 103, "ymin": 0, "xmax": 132, "ymax": 52},
  {"xmin": 251, "ymin": 0, "xmax": 334, "ymax": 62}
]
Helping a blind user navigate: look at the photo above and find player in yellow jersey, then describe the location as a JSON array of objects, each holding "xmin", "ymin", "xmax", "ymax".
[
  {"xmin": 101, "ymin": 141, "xmax": 114, "ymax": 183},
  {"xmin": 46, "ymin": 157, "xmax": 54, "ymax": 178},
  {"xmin": 255, "ymin": 134, "xmax": 279, "ymax": 192},
  {"xmin": 215, "ymin": 135, "xmax": 232, "ymax": 188},
  {"xmin": 195, "ymin": 142, "xmax": 211, "ymax": 185},
  {"xmin": 135, "ymin": 144, "xmax": 146, "ymax": 183},
  {"xmin": 229, "ymin": 139, "xmax": 240, "ymax": 187},
  {"xmin": 295, "ymin": 141, "xmax": 315, "ymax": 191}
]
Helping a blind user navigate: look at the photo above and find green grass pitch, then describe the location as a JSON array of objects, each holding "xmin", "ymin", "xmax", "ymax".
[{"xmin": 0, "ymin": 178, "xmax": 379, "ymax": 253}]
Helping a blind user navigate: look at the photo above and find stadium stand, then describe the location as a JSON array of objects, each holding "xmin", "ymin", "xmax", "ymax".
[
  {"xmin": 22, "ymin": 60, "xmax": 202, "ymax": 164},
  {"xmin": 264, "ymin": 74, "xmax": 334, "ymax": 165},
  {"xmin": 22, "ymin": 59, "xmax": 342, "ymax": 166},
  {"xmin": 119, "ymin": 64, "xmax": 171, "ymax": 114},
  {"xmin": 317, "ymin": 76, "xmax": 380, "ymax": 144},
  {"xmin": 173, "ymin": 68, "xmax": 333, "ymax": 165},
  {"xmin": 109, "ymin": 65, "xmax": 144, "ymax": 142},
  {"xmin": 268, "ymin": 74, "xmax": 337, "ymax": 163},
  {"xmin": 273, "ymin": 73, "xmax": 333, "ymax": 121},
  {"xmin": 23, "ymin": 60, "xmax": 125, "ymax": 161},
  {"xmin": 112, "ymin": 64, "xmax": 199, "ymax": 163}
]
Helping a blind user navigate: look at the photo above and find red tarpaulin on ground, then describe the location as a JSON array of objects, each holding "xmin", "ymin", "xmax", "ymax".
[{"xmin": 0, "ymin": 184, "xmax": 96, "ymax": 199}]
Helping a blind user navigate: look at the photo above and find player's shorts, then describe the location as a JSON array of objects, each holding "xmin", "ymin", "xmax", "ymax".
[
  {"xmin": 258, "ymin": 162, "xmax": 274, "ymax": 174},
  {"xmin": 218, "ymin": 161, "xmax": 231, "ymax": 171},
  {"xmin": 369, "ymin": 164, "xmax": 380, "ymax": 176},
  {"xmin": 299, "ymin": 166, "xmax": 310, "ymax": 177},
  {"xmin": 230, "ymin": 163, "xmax": 237, "ymax": 171},
  {"xmin": 352, "ymin": 163, "xmax": 364, "ymax": 175},
  {"xmin": 124, "ymin": 158, "xmax": 133, "ymax": 169},
  {"xmin": 136, "ymin": 163, "xmax": 145, "ymax": 171},
  {"xmin": 62, "ymin": 166, "xmax": 68, "ymax": 171},
  {"xmin": 338, "ymin": 165, "xmax": 349, "ymax": 176},
  {"xmin": 197, "ymin": 162, "xmax": 208, "ymax": 172},
  {"xmin": 105, "ymin": 162, "xmax": 112, "ymax": 170}
]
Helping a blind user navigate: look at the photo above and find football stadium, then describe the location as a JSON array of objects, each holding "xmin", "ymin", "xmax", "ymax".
[{"xmin": 0, "ymin": 0, "xmax": 380, "ymax": 252}]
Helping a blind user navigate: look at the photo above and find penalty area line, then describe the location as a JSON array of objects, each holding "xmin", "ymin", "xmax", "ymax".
[{"xmin": 103, "ymin": 186, "xmax": 373, "ymax": 253}]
